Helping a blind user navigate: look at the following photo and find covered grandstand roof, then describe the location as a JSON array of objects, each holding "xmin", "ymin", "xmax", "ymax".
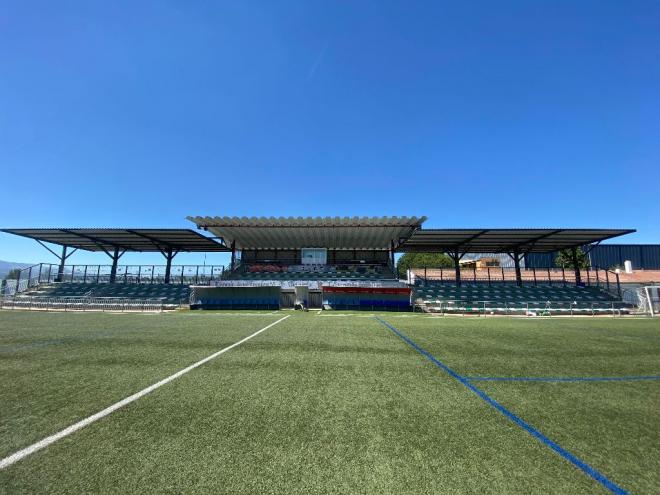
[
  {"xmin": 0, "ymin": 228, "xmax": 230, "ymax": 253},
  {"xmin": 187, "ymin": 216, "xmax": 427, "ymax": 249},
  {"xmin": 399, "ymin": 228, "xmax": 635, "ymax": 253}
]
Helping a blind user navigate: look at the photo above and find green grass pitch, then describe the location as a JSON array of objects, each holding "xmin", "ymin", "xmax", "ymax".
[{"xmin": 0, "ymin": 310, "xmax": 659, "ymax": 494}]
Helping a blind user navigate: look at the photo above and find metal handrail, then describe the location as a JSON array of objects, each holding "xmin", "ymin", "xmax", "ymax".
[
  {"xmin": 0, "ymin": 294, "xmax": 165, "ymax": 312},
  {"xmin": 14, "ymin": 263, "xmax": 226, "ymax": 286},
  {"xmin": 414, "ymin": 298, "xmax": 630, "ymax": 317},
  {"xmin": 411, "ymin": 266, "xmax": 622, "ymax": 299}
]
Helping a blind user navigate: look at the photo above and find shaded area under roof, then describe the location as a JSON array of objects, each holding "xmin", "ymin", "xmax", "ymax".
[
  {"xmin": 1, "ymin": 228, "xmax": 230, "ymax": 253},
  {"xmin": 187, "ymin": 216, "xmax": 427, "ymax": 249},
  {"xmin": 398, "ymin": 228, "xmax": 636, "ymax": 253}
]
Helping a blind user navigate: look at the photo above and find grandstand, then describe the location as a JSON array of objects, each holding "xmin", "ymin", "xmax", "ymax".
[
  {"xmin": 0, "ymin": 218, "xmax": 642, "ymax": 314},
  {"xmin": 185, "ymin": 216, "xmax": 417, "ymax": 311}
]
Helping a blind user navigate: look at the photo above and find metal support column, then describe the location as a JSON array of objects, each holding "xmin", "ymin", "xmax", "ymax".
[
  {"xmin": 230, "ymin": 241, "xmax": 236, "ymax": 271},
  {"xmin": 450, "ymin": 251, "xmax": 463, "ymax": 287},
  {"xmin": 109, "ymin": 248, "xmax": 120, "ymax": 283},
  {"xmin": 56, "ymin": 245, "xmax": 68, "ymax": 282},
  {"xmin": 615, "ymin": 272, "xmax": 621, "ymax": 299},
  {"xmin": 510, "ymin": 250, "xmax": 523, "ymax": 287},
  {"xmin": 605, "ymin": 269, "xmax": 610, "ymax": 292},
  {"xmin": 164, "ymin": 249, "xmax": 175, "ymax": 284}
]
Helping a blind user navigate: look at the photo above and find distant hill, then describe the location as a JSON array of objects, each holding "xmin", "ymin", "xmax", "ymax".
[{"xmin": 0, "ymin": 260, "xmax": 33, "ymax": 279}]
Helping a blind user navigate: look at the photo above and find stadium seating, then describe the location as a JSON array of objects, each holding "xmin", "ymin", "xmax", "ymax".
[
  {"xmin": 24, "ymin": 283, "xmax": 190, "ymax": 306},
  {"xmin": 413, "ymin": 282, "xmax": 628, "ymax": 314},
  {"xmin": 226, "ymin": 264, "xmax": 396, "ymax": 281}
]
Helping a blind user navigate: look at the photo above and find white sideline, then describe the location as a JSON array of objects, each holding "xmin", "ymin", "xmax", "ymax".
[{"xmin": 0, "ymin": 315, "xmax": 290, "ymax": 470}]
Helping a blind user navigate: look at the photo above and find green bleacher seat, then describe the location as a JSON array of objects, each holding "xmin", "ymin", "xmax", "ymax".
[
  {"xmin": 413, "ymin": 282, "xmax": 620, "ymax": 313},
  {"xmin": 25, "ymin": 283, "xmax": 190, "ymax": 306}
]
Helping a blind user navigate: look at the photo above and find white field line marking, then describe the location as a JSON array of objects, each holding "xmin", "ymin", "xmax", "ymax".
[
  {"xmin": 0, "ymin": 315, "xmax": 290, "ymax": 471},
  {"xmin": 317, "ymin": 314, "xmax": 418, "ymax": 318},
  {"xmin": 182, "ymin": 312, "xmax": 281, "ymax": 317},
  {"xmin": 317, "ymin": 314, "xmax": 376, "ymax": 318}
]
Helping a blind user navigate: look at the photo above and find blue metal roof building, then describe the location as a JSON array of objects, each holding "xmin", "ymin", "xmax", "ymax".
[{"xmin": 525, "ymin": 244, "xmax": 660, "ymax": 270}]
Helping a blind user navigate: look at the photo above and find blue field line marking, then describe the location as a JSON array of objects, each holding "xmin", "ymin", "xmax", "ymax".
[
  {"xmin": 467, "ymin": 375, "xmax": 660, "ymax": 383},
  {"xmin": 373, "ymin": 317, "xmax": 629, "ymax": 495}
]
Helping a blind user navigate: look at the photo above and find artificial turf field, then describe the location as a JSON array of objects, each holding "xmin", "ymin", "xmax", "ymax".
[{"xmin": 0, "ymin": 311, "xmax": 658, "ymax": 494}]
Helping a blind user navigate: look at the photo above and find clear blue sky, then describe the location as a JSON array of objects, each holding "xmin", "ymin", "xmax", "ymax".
[{"xmin": 1, "ymin": 1, "xmax": 659, "ymax": 266}]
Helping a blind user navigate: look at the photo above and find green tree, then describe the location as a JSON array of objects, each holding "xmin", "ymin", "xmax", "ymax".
[
  {"xmin": 554, "ymin": 248, "xmax": 590, "ymax": 269},
  {"xmin": 396, "ymin": 252, "xmax": 453, "ymax": 278},
  {"xmin": 4, "ymin": 268, "xmax": 20, "ymax": 280}
]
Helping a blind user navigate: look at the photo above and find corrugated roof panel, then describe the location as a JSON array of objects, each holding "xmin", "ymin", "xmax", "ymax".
[
  {"xmin": 0, "ymin": 228, "xmax": 230, "ymax": 253},
  {"xmin": 400, "ymin": 228, "xmax": 635, "ymax": 253},
  {"xmin": 186, "ymin": 216, "xmax": 427, "ymax": 249}
]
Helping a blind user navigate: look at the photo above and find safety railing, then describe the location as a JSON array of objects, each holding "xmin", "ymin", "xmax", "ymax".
[
  {"xmin": 413, "ymin": 299, "xmax": 631, "ymax": 317},
  {"xmin": 411, "ymin": 267, "xmax": 621, "ymax": 293},
  {"xmin": 0, "ymin": 295, "xmax": 165, "ymax": 312},
  {"xmin": 584, "ymin": 268, "xmax": 623, "ymax": 298},
  {"xmin": 210, "ymin": 280, "xmax": 310, "ymax": 288},
  {"xmin": 8, "ymin": 263, "xmax": 226, "ymax": 287},
  {"xmin": 208, "ymin": 279, "xmax": 406, "ymax": 289},
  {"xmin": 1, "ymin": 263, "xmax": 44, "ymax": 295}
]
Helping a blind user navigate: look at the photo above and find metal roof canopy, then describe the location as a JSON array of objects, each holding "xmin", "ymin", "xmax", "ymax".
[
  {"xmin": 1, "ymin": 228, "xmax": 229, "ymax": 283},
  {"xmin": 399, "ymin": 228, "xmax": 636, "ymax": 288},
  {"xmin": 1, "ymin": 228, "xmax": 230, "ymax": 253},
  {"xmin": 187, "ymin": 216, "xmax": 427, "ymax": 250},
  {"xmin": 399, "ymin": 228, "xmax": 636, "ymax": 254}
]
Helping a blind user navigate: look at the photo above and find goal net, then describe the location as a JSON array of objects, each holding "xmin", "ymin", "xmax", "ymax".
[{"xmin": 638, "ymin": 286, "xmax": 660, "ymax": 316}]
